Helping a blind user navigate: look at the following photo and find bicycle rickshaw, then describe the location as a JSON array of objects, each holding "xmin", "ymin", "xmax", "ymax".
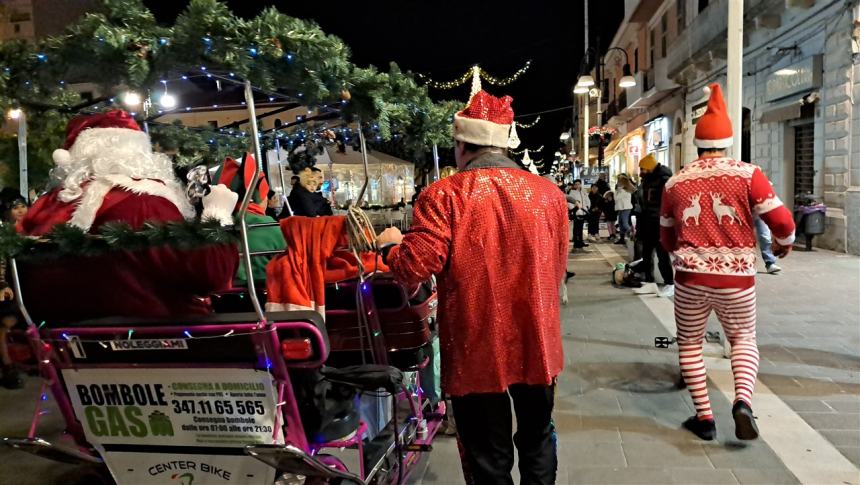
[{"xmin": 3, "ymin": 80, "xmax": 444, "ymax": 485}]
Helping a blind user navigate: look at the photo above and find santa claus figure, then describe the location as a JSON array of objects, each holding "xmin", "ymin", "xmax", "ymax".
[{"xmin": 17, "ymin": 110, "xmax": 239, "ymax": 322}]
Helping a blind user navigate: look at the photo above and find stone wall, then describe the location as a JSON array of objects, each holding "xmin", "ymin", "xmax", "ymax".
[
  {"xmin": 847, "ymin": 60, "xmax": 860, "ymax": 255},
  {"xmin": 818, "ymin": 11, "xmax": 853, "ymax": 252}
]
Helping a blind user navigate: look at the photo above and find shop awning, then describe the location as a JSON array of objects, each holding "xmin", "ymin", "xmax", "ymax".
[{"xmin": 758, "ymin": 92, "xmax": 817, "ymax": 124}]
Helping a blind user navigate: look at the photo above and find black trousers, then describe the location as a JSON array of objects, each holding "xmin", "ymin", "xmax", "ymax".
[
  {"xmin": 637, "ymin": 237, "xmax": 674, "ymax": 284},
  {"xmin": 572, "ymin": 218, "xmax": 585, "ymax": 247},
  {"xmin": 587, "ymin": 211, "xmax": 600, "ymax": 235},
  {"xmin": 451, "ymin": 384, "xmax": 556, "ymax": 485}
]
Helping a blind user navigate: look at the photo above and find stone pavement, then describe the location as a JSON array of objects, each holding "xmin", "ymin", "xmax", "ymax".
[
  {"xmin": 409, "ymin": 242, "xmax": 860, "ymax": 485},
  {"xmin": 0, "ymin": 243, "xmax": 857, "ymax": 484}
]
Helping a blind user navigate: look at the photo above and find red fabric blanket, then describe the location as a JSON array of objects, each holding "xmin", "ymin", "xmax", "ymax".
[{"xmin": 265, "ymin": 216, "xmax": 387, "ymax": 315}]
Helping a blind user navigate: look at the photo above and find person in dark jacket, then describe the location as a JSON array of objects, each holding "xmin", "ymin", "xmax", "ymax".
[
  {"xmin": 587, "ymin": 184, "xmax": 603, "ymax": 241},
  {"xmin": 288, "ymin": 167, "xmax": 334, "ymax": 218},
  {"xmin": 594, "ymin": 172, "xmax": 610, "ymax": 196},
  {"xmin": 631, "ymin": 154, "xmax": 674, "ymax": 297}
]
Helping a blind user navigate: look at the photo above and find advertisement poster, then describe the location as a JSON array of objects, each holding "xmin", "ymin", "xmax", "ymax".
[
  {"xmin": 62, "ymin": 368, "xmax": 283, "ymax": 448},
  {"xmin": 101, "ymin": 452, "xmax": 276, "ymax": 485}
]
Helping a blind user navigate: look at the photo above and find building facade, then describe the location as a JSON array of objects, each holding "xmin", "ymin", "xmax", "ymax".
[
  {"xmin": 0, "ymin": 0, "xmax": 95, "ymax": 42},
  {"xmin": 591, "ymin": 0, "xmax": 860, "ymax": 254}
]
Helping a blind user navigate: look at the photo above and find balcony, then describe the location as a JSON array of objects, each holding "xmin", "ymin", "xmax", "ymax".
[
  {"xmin": 624, "ymin": 58, "xmax": 679, "ymax": 110},
  {"xmin": 666, "ymin": 0, "xmax": 786, "ymax": 84}
]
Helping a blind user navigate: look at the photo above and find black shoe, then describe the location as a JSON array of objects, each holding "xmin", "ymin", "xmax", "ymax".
[
  {"xmin": 566, "ymin": 271, "xmax": 576, "ymax": 280},
  {"xmin": 732, "ymin": 401, "xmax": 759, "ymax": 440},
  {"xmin": 614, "ymin": 239, "xmax": 626, "ymax": 245},
  {"xmin": 1, "ymin": 365, "xmax": 23, "ymax": 390},
  {"xmin": 682, "ymin": 416, "xmax": 716, "ymax": 441}
]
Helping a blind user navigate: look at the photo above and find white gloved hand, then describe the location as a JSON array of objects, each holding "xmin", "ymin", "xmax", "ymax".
[{"xmin": 201, "ymin": 184, "xmax": 238, "ymax": 226}]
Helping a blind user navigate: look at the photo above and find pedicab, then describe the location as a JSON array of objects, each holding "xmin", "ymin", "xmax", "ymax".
[{"xmin": 2, "ymin": 81, "xmax": 443, "ymax": 485}]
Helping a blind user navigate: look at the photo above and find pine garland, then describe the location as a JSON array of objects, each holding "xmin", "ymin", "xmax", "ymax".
[{"xmin": 0, "ymin": 219, "xmax": 238, "ymax": 262}]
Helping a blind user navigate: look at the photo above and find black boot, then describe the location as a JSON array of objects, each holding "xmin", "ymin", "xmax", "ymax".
[
  {"xmin": 732, "ymin": 401, "xmax": 759, "ymax": 440},
  {"xmin": 682, "ymin": 416, "xmax": 716, "ymax": 441},
  {"xmin": 1, "ymin": 365, "xmax": 23, "ymax": 390}
]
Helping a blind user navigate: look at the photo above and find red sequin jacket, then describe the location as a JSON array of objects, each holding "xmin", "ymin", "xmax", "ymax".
[{"xmin": 387, "ymin": 153, "xmax": 569, "ymax": 396}]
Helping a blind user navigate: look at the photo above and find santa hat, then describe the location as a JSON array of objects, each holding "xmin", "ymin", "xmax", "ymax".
[
  {"xmin": 215, "ymin": 154, "xmax": 270, "ymax": 214},
  {"xmin": 453, "ymin": 90, "xmax": 514, "ymax": 149},
  {"xmin": 52, "ymin": 110, "xmax": 146, "ymax": 166},
  {"xmin": 694, "ymin": 83, "xmax": 733, "ymax": 149}
]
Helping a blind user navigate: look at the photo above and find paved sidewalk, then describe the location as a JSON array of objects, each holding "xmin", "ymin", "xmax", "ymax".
[
  {"xmin": 0, "ymin": 243, "xmax": 856, "ymax": 484},
  {"xmin": 410, "ymin": 242, "xmax": 860, "ymax": 485}
]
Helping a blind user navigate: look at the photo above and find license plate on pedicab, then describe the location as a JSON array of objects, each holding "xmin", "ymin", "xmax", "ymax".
[{"xmin": 61, "ymin": 368, "xmax": 282, "ymax": 485}]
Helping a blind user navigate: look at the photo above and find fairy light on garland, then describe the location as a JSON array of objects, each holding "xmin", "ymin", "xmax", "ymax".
[{"xmin": 417, "ymin": 60, "xmax": 532, "ymax": 90}]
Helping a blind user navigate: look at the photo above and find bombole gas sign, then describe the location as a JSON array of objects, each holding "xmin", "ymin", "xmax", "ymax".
[{"xmin": 62, "ymin": 368, "xmax": 281, "ymax": 448}]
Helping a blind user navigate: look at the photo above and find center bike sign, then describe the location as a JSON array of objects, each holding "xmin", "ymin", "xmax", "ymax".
[{"xmin": 62, "ymin": 368, "xmax": 283, "ymax": 447}]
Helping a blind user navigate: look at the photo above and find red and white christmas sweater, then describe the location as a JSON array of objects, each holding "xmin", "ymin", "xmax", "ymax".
[{"xmin": 660, "ymin": 157, "xmax": 795, "ymax": 289}]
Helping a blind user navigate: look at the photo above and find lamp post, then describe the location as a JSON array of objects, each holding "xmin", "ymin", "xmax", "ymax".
[
  {"xmin": 574, "ymin": 44, "xmax": 636, "ymax": 168},
  {"xmin": 7, "ymin": 108, "xmax": 28, "ymax": 198}
]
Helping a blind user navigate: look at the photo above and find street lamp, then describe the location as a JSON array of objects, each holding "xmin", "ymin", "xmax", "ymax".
[
  {"xmin": 619, "ymin": 64, "xmax": 636, "ymax": 88},
  {"xmin": 122, "ymin": 91, "xmax": 142, "ymax": 107},
  {"xmin": 573, "ymin": 43, "xmax": 637, "ymax": 169},
  {"xmin": 6, "ymin": 108, "xmax": 22, "ymax": 120},
  {"xmin": 576, "ymin": 74, "xmax": 595, "ymax": 88}
]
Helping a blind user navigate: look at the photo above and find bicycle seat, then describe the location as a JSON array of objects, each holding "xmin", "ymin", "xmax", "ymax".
[{"xmin": 321, "ymin": 365, "xmax": 404, "ymax": 394}]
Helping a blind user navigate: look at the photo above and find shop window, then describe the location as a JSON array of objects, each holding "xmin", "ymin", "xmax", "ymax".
[
  {"xmin": 661, "ymin": 13, "xmax": 668, "ymax": 57},
  {"xmin": 677, "ymin": 0, "xmax": 686, "ymax": 33}
]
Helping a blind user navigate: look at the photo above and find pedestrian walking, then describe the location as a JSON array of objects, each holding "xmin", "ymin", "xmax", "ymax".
[
  {"xmin": 631, "ymin": 154, "xmax": 675, "ymax": 297},
  {"xmin": 660, "ymin": 84, "xmax": 795, "ymax": 441},
  {"xmin": 567, "ymin": 180, "xmax": 589, "ymax": 249},
  {"xmin": 587, "ymin": 184, "xmax": 603, "ymax": 242},
  {"xmin": 614, "ymin": 174, "xmax": 635, "ymax": 245},
  {"xmin": 376, "ymin": 90, "xmax": 567, "ymax": 485}
]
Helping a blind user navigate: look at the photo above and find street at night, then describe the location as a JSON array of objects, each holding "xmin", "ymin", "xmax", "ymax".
[{"xmin": 0, "ymin": 1, "xmax": 858, "ymax": 484}]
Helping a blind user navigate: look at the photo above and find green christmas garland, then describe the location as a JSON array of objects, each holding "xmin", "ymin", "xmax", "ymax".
[{"xmin": 0, "ymin": 219, "xmax": 238, "ymax": 262}]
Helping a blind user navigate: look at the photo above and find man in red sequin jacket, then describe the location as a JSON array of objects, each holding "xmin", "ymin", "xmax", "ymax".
[{"xmin": 377, "ymin": 91, "xmax": 568, "ymax": 485}]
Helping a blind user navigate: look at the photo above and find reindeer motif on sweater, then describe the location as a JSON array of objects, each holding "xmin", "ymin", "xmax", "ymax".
[{"xmin": 659, "ymin": 157, "xmax": 795, "ymax": 287}]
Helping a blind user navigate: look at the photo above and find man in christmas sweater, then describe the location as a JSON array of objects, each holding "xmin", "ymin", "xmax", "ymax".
[
  {"xmin": 17, "ymin": 111, "xmax": 238, "ymax": 322},
  {"xmin": 377, "ymin": 91, "xmax": 568, "ymax": 484},
  {"xmin": 660, "ymin": 84, "xmax": 795, "ymax": 441}
]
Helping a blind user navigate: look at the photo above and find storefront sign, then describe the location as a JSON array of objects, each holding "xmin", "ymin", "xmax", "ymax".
[
  {"xmin": 645, "ymin": 116, "xmax": 669, "ymax": 151},
  {"xmin": 62, "ymin": 368, "xmax": 282, "ymax": 448},
  {"xmin": 691, "ymin": 100, "xmax": 708, "ymax": 124},
  {"xmin": 765, "ymin": 55, "xmax": 822, "ymax": 102}
]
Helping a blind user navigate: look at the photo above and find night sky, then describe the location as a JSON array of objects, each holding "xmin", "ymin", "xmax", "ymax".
[{"xmin": 144, "ymin": 0, "xmax": 625, "ymax": 162}]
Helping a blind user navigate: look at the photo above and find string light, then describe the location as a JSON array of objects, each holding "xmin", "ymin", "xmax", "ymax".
[
  {"xmin": 510, "ymin": 145, "xmax": 544, "ymax": 156},
  {"xmin": 516, "ymin": 116, "xmax": 540, "ymax": 129},
  {"xmin": 417, "ymin": 60, "xmax": 532, "ymax": 90}
]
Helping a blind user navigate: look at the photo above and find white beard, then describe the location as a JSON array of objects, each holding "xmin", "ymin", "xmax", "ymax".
[{"xmin": 51, "ymin": 127, "xmax": 194, "ymax": 231}]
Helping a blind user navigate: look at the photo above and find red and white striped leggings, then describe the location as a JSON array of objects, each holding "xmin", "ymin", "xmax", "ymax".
[{"xmin": 675, "ymin": 283, "xmax": 759, "ymax": 420}]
